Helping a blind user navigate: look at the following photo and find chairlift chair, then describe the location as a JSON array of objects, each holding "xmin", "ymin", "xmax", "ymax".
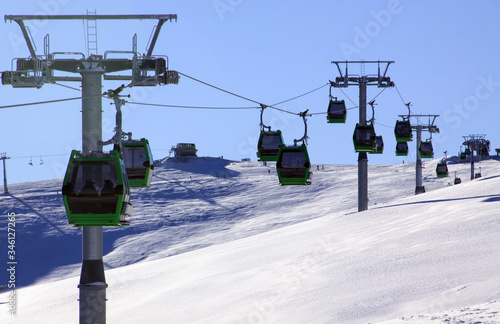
[
  {"xmin": 419, "ymin": 140, "xmax": 434, "ymax": 159},
  {"xmin": 394, "ymin": 120, "xmax": 413, "ymax": 142},
  {"xmin": 257, "ymin": 130, "xmax": 284, "ymax": 162},
  {"xmin": 353, "ymin": 123, "xmax": 376, "ymax": 152},
  {"xmin": 122, "ymin": 138, "xmax": 154, "ymax": 187},
  {"xmin": 61, "ymin": 149, "xmax": 132, "ymax": 227},
  {"xmin": 395, "ymin": 142, "xmax": 409, "ymax": 156},
  {"xmin": 326, "ymin": 99, "xmax": 347, "ymax": 123},
  {"xmin": 276, "ymin": 144, "xmax": 311, "ymax": 185}
]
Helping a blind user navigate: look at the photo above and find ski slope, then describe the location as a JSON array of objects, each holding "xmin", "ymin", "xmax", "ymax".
[{"xmin": 1, "ymin": 155, "xmax": 500, "ymax": 323}]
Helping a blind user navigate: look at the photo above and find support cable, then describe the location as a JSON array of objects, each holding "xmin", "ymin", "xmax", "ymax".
[
  {"xmin": 394, "ymin": 84, "xmax": 408, "ymax": 108},
  {"xmin": 177, "ymin": 72, "xmax": 307, "ymax": 116},
  {"xmin": 126, "ymin": 101, "xmax": 259, "ymax": 110},
  {"xmin": 270, "ymin": 83, "xmax": 329, "ymax": 106},
  {"xmin": 369, "ymin": 87, "xmax": 388, "ymax": 103},
  {"xmin": 10, "ymin": 153, "xmax": 67, "ymax": 159},
  {"xmin": 374, "ymin": 121, "xmax": 393, "ymax": 128},
  {"xmin": 178, "ymin": 72, "xmax": 262, "ymax": 106},
  {"xmin": 49, "ymin": 81, "xmax": 82, "ymax": 92},
  {"xmin": 0, "ymin": 95, "xmax": 103, "ymax": 110},
  {"xmin": 394, "ymin": 84, "xmax": 425, "ymax": 125},
  {"xmin": 338, "ymin": 87, "xmax": 357, "ymax": 107}
]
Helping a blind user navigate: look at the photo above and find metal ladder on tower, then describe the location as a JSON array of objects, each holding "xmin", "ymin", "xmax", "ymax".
[{"xmin": 86, "ymin": 10, "xmax": 98, "ymax": 57}]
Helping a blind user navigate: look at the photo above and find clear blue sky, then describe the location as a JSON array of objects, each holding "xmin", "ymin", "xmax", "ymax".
[{"xmin": 1, "ymin": 0, "xmax": 499, "ymax": 184}]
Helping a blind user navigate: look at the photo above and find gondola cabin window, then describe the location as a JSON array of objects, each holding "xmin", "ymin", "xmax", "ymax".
[
  {"xmin": 122, "ymin": 146, "xmax": 148, "ymax": 180},
  {"xmin": 278, "ymin": 151, "xmax": 309, "ymax": 178},
  {"xmin": 65, "ymin": 161, "xmax": 121, "ymax": 215},
  {"xmin": 260, "ymin": 134, "xmax": 282, "ymax": 151}
]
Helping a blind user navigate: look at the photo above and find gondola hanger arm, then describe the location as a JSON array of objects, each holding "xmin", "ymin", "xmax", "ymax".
[
  {"xmin": 367, "ymin": 100, "xmax": 377, "ymax": 123},
  {"xmin": 404, "ymin": 102, "xmax": 412, "ymax": 119},
  {"xmin": 259, "ymin": 104, "xmax": 271, "ymax": 131},
  {"xmin": 294, "ymin": 109, "xmax": 309, "ymax": 146},
  {"xmin": 101, "ymin": 86, "xmax": 131, "ymax": 149}
]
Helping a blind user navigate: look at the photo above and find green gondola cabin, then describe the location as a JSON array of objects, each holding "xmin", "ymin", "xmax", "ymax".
[
  {"xmin": 419, "ymin": 140, "xmax": 434, "ymax": 159},
  {"xmin": 62, "ymin": 150, "xmax": 132, "ymax": 227},
  {"xmin": 371, "ymin": 136, "xmax": 384, "ymax": 154},
  {"xmin": 436, "ymin": 160, "xmax": 448, "ymax": 178},
  {"xmin": 326, "ymin": 99, "xmax": 347, "ymax": 123},
  {"xmin": 276, "ymin": 144, "xmax": 311, "ymax": 185},
  {"xmin": 396, "ymin": 142, "xmax": 409, "ymax": 156},
  {"xmin": 122, "ymin": 138, "xmax": 154, "ymax": 188},
  {"xmin": 394, "ymin": 120, "xmax": 413, "ymax": 142},
  {"xmin": 353, "ymin": 123, "xmax": 376, "ymax": 152},
  {"xmin": 257, "ymin": 130, "xmax": 284, "ymax": 162}
]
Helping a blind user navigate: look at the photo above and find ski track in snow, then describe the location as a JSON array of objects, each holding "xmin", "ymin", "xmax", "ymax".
[{"xmin": 1, "ymin": 156, "xmax": 500, "ymax": 323}]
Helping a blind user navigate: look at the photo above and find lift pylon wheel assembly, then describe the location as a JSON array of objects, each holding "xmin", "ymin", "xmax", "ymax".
[
  {"xmin": 353, "ymin": 123, "xmax": 376, "ymax": 152},
  {"xmin": 62, "ymin": 150, "xmax": 132, "ymax": 227},
  {"xmin": 276, "ymin": 144, "xmax": 311, "ymax": 185},
  {"xmin": 122, "ymin": 138, "xmax": 154, "ymax": 187},
  {"xmin": 2, "ymin": 14, "xmax": 179, "ymax": 89},
  {"xmin": 257, "ymin": 130, "xmax": 284, "ymax": 162}
]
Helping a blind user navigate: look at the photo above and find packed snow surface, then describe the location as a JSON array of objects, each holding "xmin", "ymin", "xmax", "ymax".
[{"xmin": 1, "ymin": 156, "xmax": 500, "ymax": 323}]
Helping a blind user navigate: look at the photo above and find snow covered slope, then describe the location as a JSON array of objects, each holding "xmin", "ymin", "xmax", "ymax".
[{"xmin": 1, "ymin": 156, "xmax": 499, "ymax": 323}]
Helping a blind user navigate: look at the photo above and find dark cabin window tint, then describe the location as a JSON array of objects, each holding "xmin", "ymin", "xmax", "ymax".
[{"xmin": 261, "ymin": 135, "xmax": 282, "ymax": 150}]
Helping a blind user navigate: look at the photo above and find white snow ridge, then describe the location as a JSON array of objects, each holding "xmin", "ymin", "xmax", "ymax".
[{"xmin": 1, "ymin": 156, "xmax": 500, "ymax": 324}]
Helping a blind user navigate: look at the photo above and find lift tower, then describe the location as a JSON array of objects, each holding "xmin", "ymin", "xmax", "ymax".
[
  {"xmin": 331, "ymin": 61, "xmax": 394, "ymax": 212},
  {"xmin": 400, "ymin": 114, "xmax": 439, "ymax": 194},
  {"xmin": 1, "ymin": 153, "xmax": 9, "ymax": 194},
  {"xmin": 2, "ymin": 14, "xmax": 179, "ymax": 324},
  {"xmin": 462, "ymin": 134, "xmax": 489, "ymax": 180}
]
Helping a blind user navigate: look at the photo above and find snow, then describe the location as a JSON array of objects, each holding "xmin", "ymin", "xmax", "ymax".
[{"xmin": 1, "ymin": 155, "xmax": 500, "ymax": 323}]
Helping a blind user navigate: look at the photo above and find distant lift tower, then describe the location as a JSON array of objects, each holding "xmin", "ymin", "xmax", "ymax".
[
  {"xmin": 331, "ymin": 61, "xmax": 394, "ymax": 212},
  {"xmin": 2, "ymin": 14, "xmax": 179, "ymax": 324},
  {"xmin": 400, "ymin": 114, "xmax": 439, "ymax": 194},
  {"xmin": 462, "ymin": 134, "xmax": 489, "ymax": 180},
  {"xmin": 1, "ymin": 153, "xmax": 9, "ymax": 194}
]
